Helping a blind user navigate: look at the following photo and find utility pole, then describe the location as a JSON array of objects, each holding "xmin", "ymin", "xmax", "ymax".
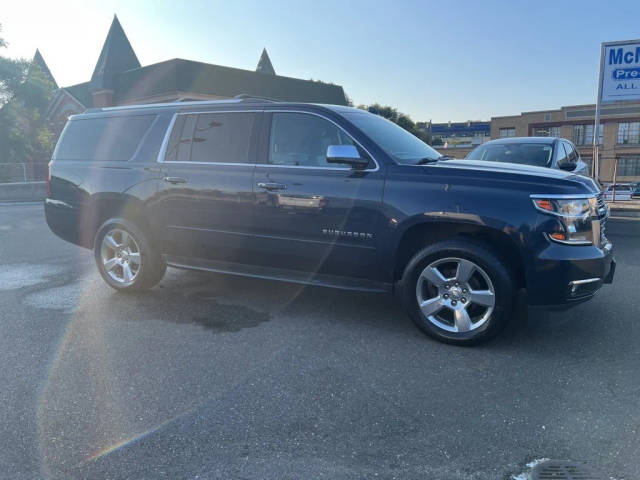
[{"xmin": 593, "ymin": 43, "xmax": 605, "ymax": 183}]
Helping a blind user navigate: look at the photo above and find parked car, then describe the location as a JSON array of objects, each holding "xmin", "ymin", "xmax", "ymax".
[
  {"xmin": 45, "ymin": 98, "xmax": 615, "ymax": 345},
  {"xmin": 466, "ymin": 137, "xmax": 589, "ymax": 176},
  {"xmin": 603, "ymin": 184, "xmax": 633, "ymax": 201}
]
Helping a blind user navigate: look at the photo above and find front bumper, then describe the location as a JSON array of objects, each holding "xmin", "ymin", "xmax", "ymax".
[{"xmin": 526, "ymin": 240, "xmax": 615, "ymax": 306}]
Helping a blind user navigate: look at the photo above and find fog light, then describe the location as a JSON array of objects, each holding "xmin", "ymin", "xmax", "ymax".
[{"xmin": 568, "ymin": 278, "xmax": 602, "ymax": 298}]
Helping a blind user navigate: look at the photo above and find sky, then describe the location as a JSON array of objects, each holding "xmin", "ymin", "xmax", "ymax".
[{"xmin": 2, "ymin": 0, "xmax": 640, "ymax": 122}]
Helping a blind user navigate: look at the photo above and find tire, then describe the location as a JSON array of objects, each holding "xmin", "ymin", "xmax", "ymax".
[
  {"xmin": 400, "ymin": 239, "xmax": 515, "ymax": 345},
  {"xmin": 94, "ymin": 218, "xmax": 166, "ymax": 292}
]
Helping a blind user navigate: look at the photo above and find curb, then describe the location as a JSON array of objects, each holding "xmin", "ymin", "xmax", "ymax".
[
  {"xmin": 609, "ymin": 210, "xmax": 640, "ymax": 218},
  {"xmin": 0, "ymin": 181, "xmax": 46, "ymax": 202}
]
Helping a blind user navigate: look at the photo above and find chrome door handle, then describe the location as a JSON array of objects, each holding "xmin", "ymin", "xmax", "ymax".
[
  {"xmin": 163, "ymin": 176, "xmax": 187, "ymax": 184},
  {"xmin": 257, "ymin": 182, "xmax": 287, "ymax": 191}
]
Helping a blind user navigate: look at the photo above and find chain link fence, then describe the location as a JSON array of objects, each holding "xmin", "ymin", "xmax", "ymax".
[{"xmin": 0, "ymin": 162, "xmax": 48, "ymax": 183}]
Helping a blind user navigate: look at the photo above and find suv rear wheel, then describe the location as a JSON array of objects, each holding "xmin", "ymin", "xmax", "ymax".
[
  {"xmin": 400, "ymin": 239, "xmax": 515, "ymax": 345},
  {"xmin": 94, "ymin": 218, "xmax": 166, "ymax": 291}
]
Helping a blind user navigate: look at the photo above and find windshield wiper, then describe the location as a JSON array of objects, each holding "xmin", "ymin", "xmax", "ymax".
[{"xmin": 415, "ymin": 157, "xmax": 442, "ymax": 165}]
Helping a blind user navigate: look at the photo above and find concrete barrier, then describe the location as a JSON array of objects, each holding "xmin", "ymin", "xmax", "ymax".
[{"xmin": 0, "ymin": 182, "xmax": 46, "ymax": 202}]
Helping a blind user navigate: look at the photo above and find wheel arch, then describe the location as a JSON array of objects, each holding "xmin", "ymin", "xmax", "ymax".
[
  {"xmin": 77, "ymin": 193, "xmax": 152, "ymax": 249},
  {"xmin": 392, "ymin": 220, "xmax": 526, "ymax": 290}
]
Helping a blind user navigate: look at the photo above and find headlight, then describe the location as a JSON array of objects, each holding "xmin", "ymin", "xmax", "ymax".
[{"xmin": 531, "ymin": 196, "xmax": 596, "ymax": 245}]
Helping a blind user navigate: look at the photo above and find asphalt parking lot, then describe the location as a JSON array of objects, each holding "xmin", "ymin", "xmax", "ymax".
[{"xmin": 1, "ymin": 202, "xmax": 639, "ymax": 480}]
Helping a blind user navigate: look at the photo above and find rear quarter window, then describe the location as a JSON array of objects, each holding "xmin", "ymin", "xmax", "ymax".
[{"xmin": 55, "ymin": 115, "xmax": 156, "ymax": 161}]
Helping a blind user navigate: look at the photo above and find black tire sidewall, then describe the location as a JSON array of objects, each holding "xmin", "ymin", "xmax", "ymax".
[
  {"xmin": 94, "ymin": 218, "xmax": 164, "ymax": 291},
  {"xmin": 401, "ymin": 240, "xmax": 514, "ymax": 345}
]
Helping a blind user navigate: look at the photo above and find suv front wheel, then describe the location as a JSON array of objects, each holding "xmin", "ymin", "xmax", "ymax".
[
  {"xmin": 400, "ymin": 239, "xmax": 515, "ymax": 345},
  {"xmin": 94, "ymin": 218, "xmax": 166, "ymax": 291}
]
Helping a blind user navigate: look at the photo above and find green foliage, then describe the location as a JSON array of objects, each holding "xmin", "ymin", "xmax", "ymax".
[
  {"xmin": 344, "ymin": 93, "xmax": 354, "ymax": 107},
  {"xmin": 0, "ymin": 23, "xmax": 56, "ymax": 170},
  {"xmin": 358, "ymin": 103, "xmax": 432, "ymax": 144}
]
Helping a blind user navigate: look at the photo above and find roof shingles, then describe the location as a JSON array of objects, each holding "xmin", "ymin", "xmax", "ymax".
[
  {"xmin": 114, "ymin": 58, "xmax": 347, "ymax": 105},
  {"xmin": 90, "ymin": 15, "xmax": 140, "ymax": 92}
]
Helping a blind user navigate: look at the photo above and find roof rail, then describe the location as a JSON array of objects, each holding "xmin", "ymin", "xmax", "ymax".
[
  {"xmin": 233, "ymin": 94, "xmax": 279, "ymax": 103},
  {"xmin": 83, "ymin": 96, "xmax": 278, "ymax": 113},
  {"xmin": 95, "ymin": 98, "xmax": 243, "ymax": 112}
]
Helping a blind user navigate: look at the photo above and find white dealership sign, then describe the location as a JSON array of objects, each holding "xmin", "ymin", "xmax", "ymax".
[
  {"xmin": 591, "ymin": 39, "xmax": 640, "ymax": 181},
  {"xmin": 599, "ymin": 40, "xmax": 640, "ymax": 103}
]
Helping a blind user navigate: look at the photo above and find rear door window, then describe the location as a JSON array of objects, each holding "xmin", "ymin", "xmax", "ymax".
[
  {"xmin": 56, "ymin": 115, "xmax": 155, "ymax": 161},
  {"xmin": 164, "ymin": 112, "xmax": 256, "ymax": 163}
]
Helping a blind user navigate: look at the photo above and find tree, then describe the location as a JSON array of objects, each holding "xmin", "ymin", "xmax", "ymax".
[
  {"xmin": 358, "ymin": 103, "xmax": 432, "ymax": 144},
  {"xmin": 0, "ymin": 23, "xmax": 56, "ymax": 180}
]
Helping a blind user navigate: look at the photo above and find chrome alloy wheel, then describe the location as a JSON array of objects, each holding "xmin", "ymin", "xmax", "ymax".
[
  {"xmin": 100, "ymin": 228, "xmax": 142, "ymax": 285},
  {"xmin": 415, "ymin": 257, "xmax": 495, "ymax": 333}
]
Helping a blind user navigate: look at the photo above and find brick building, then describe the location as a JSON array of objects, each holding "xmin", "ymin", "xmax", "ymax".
[{"xmin": 491, "ymin": 102, "xmax": 640, "ymax": 182}]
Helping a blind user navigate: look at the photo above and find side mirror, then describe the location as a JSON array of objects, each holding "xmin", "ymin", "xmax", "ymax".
[
  {"xmin": 326, "ymin": 145, "xmax": 369, "ymax": 169},
  {"xmin": 558, "ymin": 162, "xmax": 577, "ymax": 171}
]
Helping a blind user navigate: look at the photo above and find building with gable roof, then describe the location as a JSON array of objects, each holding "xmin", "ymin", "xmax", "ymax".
[
  {"xmin": 31, "ymin": 49, "xmax": 57, "ymax": 89},
  {"xmin": 45, "ymin": 15, "xmax": 348, "ymax": 136}
]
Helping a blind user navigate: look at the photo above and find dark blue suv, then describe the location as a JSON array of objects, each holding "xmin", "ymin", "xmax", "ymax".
[{"xmin": 45, "ymin": 98, "xmax": 615, "ymax": 345}]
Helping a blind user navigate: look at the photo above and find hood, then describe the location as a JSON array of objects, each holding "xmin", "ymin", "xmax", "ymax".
[{"xmin": 430, "ymin": 159, "xmax": 601, "ymax": 194}]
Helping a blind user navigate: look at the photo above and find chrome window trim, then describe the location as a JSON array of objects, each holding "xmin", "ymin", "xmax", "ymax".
[
  {"xmin": 156, "ymin": 113, "xmax": 178, "ymax": 164},
  {"xmin": 162, "ymin": 161, "xmax": 256, "ymax": 167},
  {"xmin": 257, "ymin": 163, "xmax": 370, "ymax": 172},
  {"xmin": 156, "ymin": 109, "xmax": 380, "ymax": 172}
]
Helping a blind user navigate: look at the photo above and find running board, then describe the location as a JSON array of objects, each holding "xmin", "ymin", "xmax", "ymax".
[{"xmin": 164, "ymin": 255, "xmax": 391, "ymax": 293}]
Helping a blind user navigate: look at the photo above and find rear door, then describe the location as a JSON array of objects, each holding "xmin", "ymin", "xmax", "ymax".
[
  {"xmin": 250, "ymin": 110, "xmax": 386, "ymax": 281},
  {"xmin": 153, "ymin": 109, "xmax": 260, "ymax": 262}
]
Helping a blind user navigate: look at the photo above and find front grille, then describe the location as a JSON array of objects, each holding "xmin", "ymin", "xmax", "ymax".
[
  {"xmin": 596, "ymin": 192, "xmax": 606, "ymax": 214},
  {"xmin": 595, "ymin": 192, "xmax": 608, "ymax": 244}
]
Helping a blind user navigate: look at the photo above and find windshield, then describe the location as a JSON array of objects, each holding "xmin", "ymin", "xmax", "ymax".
[
  {"xmin": 344, "ymin": 111, "xmax": 442, "ymax": 164},
  {"xmin": 467, "ymin": 142, "xmax": 553, "ymax": 168}
]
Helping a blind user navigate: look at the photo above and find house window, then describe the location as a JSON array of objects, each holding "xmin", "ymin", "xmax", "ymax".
[
  {"xmin": 499, "ymin": 128, "xmax": 515, "ymax": 138},
  {"xmin": 581, "ymin": 156, "xmax": 592, "ymax": 176},
  {"xmin": 532, "ymin": 126, "xmax": 560, "ymax": 137},
  {"xmin": 618, "ymin": 122, "xmax": 640, "ymax": 144},
  {"xmin": 617, "ymin": 156, "xmax": 640, "ymax": 176},
  {"xmin": 573, "ymin": 124, "xmax": 603, "ymax": 146}
]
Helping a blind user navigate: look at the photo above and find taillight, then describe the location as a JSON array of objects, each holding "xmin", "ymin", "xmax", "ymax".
[{"xmin": 46, "ymin": 160, "xmax": 52, "ymax": 197}]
